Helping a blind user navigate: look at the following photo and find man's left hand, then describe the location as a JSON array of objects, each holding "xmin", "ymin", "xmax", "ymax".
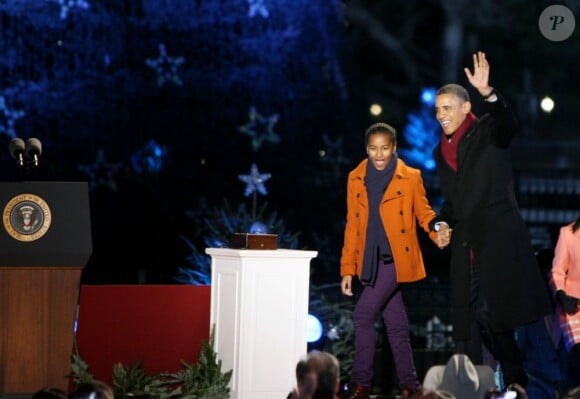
[{"xmin": 464, "ymin": 51, "xmax": 493, "ymax": 97}]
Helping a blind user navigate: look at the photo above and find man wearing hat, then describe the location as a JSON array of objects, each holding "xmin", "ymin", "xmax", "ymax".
[{"xmin": 423, "ymin": 354, "xmax": 496, "ymax": 399}]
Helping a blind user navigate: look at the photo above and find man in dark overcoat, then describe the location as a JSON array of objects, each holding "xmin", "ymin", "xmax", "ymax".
[{"xmin": 430, "ymin": 51, "xmax": 553, "ymax": 389}]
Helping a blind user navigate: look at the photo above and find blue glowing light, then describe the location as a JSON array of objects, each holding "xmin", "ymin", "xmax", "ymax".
[
  {"xmin": 307, "ymin": 314, "xmax": 323, "ymax": 343},
  {"xmin": 421, "ymin": 87, "xmax": 437, "ymax": 107},
  {"xmin": 399, "ymin": 87, "xmax": 440, "ymax": 172},
  {"xmin": 249, "ymin": 221, "xmax": 269, "ymax": 234},
  {"xmin": 130, "ymin": 139, "xmax": 168, "ymax": 174}
]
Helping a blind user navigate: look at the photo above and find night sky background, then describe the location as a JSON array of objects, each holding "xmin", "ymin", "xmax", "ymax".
[{"xmin": 1, "ymin": 0, "xmax": 580, "ymax": 354}]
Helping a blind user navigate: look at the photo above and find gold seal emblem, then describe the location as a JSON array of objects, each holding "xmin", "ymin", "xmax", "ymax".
[{"xmin": 3, "ymin": 194, "xmax": 52, "ymax": 242}]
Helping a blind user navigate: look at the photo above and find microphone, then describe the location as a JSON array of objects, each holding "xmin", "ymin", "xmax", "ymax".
[
  {"xmin": 9, "ymin": 138, "xmax": 26, "ymax": 167},
  {"xmin": 25, "ymin": 137, "xmax": 42, "ymax": 167}
]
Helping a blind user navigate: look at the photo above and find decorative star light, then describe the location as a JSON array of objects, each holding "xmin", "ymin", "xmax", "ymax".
[
  {"xmin": 238, "ymin": 107, "xmax": 280, "ymax": 151},
  {"xmin": 57, "ymin": 0, "xmax": 90, "ymax": 20},
  {"xmin": 78, "ymin": 149, "xmax": 123, "ymax": 191},
  {"xmin": 238, "ymin": 163, "xmax": 271, "ymax": 197},
  {"xmin": 319, "ymin": 134, "xmax": 349, "ymax": 166},
  {"xmin": 248, "ymin": 0, "xmax": 269, "ymax": 18},
  {"xmin": 145, "ymin": 44, "xmax": 185, "ymax": 87},
  {"xmin": 0, "ymin": 96, "xmax": 25, "ymax": 139}
]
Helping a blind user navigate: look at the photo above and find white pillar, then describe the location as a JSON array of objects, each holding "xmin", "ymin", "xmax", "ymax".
[{"xmin": 206, "ymin": 248, "xmax": 317, "ymax": 399}]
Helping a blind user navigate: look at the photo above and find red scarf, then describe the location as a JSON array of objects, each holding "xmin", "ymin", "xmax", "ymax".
[{"xmin": 440, "ymin": 112, "xmax": 477, "ymax": 171}]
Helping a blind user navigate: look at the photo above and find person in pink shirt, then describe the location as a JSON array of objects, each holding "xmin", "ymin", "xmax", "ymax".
[{"xmin": 551, "ymin": 210, "xmax": 580, "ymax": 390}]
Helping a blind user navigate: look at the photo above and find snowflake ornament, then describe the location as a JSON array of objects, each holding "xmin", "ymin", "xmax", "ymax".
[
  {"xmin": 57, "ymin": 0, "xmax": 90, "ymax": 20},
  {"xmin": 145, "ymin": 44, "xmax": 185, "ymax": 87},
  {"xmin": 238, "ymin": 163, "xmax": 271, "ymax": 197},
  {"xmin": 248, "ymin": 0, "xmax": 269, "ymax": 18},
  {"xmin": 0, "ymin": 96, "xmax": 25, "ymax": 139},
  {"xmin": 238, "ymin": 107, "xmax": 280, "ymax": 151},
  {"xmin": 78, "ymin": 149, "xmax": 123, "ymax": 191}
]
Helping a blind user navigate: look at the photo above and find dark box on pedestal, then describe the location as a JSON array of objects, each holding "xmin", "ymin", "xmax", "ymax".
[{"xmin": 230, "ymin": 233, "xmax": 278, "ymax": 249}]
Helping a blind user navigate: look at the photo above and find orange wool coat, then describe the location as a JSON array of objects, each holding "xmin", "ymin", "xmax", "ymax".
[{"xmin": 340, "ymin": 158, "xmax": 438, "ymax": 283}]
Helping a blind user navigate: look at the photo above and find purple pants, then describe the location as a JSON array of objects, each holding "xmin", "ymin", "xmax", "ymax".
[{"xmin": 351, "ymin": 260, "xmax": 420, "ymax": 388}]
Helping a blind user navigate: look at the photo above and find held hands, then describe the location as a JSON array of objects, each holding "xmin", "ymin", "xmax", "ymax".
[
  {"xmin": 556, "ymin": 289, "xmax": 580, "ymax": 315},
  {"xmin": 464, "ymin": 51, "xmax": 493, "ymax": 98},
  {"xmin": 435, "ymin": 224, "xmax": 452, "ymax": 249}
]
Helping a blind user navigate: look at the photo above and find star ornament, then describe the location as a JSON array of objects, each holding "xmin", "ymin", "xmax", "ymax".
[
  {"xmin": 319, "ymin": 134, "xmax": 349, "ymax": 165},
  {"xmin": 238, "ymin": 107, "xmax": 280, "ymax": 151},
  {"xmin": 248, "ymin": 0, "xmax": 269, "ymax": 18},
  {"xmin": 78, "ymin": 149, "xmax": 123, "ymax": 191},
  {"xmin": 145, "ymin": 44, "xmax": 185, "ymax": 87},
  {"xmin": 238, "ymin": 163, "xmax": 271, "ymax": 197}
]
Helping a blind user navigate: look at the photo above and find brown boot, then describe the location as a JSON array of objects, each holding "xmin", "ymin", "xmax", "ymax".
[
  {"xmin": 339, "ymin": 384, "xmax": 370, "ymax": 399},
  {"xmin": 400, "ymin": 384, "xmax": 422, "ymax": 398}
]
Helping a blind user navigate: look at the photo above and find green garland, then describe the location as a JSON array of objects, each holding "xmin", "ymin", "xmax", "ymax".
[{"xmin": 70, "ymin": 325, "xmax": 232, "ymax": 399}]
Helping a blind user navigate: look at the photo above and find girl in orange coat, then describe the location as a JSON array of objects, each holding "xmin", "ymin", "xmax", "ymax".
[{"xmin": 339, "ymin": 123, "xmax": 449, "ymax": 399}]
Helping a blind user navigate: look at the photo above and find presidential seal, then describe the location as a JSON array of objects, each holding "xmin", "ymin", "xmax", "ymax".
[{"xmin": 3, "ymin": 193, "xmax": 52, "ymax": 242}]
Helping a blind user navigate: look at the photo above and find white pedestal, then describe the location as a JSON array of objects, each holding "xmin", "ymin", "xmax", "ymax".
[{"xmin": 206, "ymin": 248, "xmax": 318, "ymax": 399}]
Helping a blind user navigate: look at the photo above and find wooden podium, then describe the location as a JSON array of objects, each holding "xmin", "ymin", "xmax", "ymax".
[
  {"xmin": 206, "ymin": 248, "xmax": 317, "ymax": 399},
  {"xmin": 0, "ymin": 182, "xmax": 92, "ymax": 394}
]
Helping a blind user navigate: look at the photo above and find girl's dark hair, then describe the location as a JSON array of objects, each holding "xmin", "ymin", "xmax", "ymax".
[{"xmin": 364, "ymin": 122, "xmax": 397, "ymax": 145}]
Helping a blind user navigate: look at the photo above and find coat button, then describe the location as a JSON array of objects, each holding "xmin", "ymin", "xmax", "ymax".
[
  {"xmin": 356, "ymin": 193, "xmax": 360, "ymax": 198},
  {"xmin": 462, "ymin": 241, "xmax": 467, "ymax": 247},
  {"xmin": 356, "ymin": 212, "xmax": 359, "ymax": 218},
  {"xmin": 397, "ymin": 191, "xmax": 402, "ymax": 195},
  {"xmin": 357, "ymin": 231, "xmax": 360, "ymax": 236},
  {"xmin": 405, "ymin": 247, "xmax": 409, "ymax": 252},
  {"xmin": 399, "ymin": 210, "xmax": 403, "ymax": 215},
  {"xmin": 401, "ymin": 229, "xmax": 405, "ymax": 233}
]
